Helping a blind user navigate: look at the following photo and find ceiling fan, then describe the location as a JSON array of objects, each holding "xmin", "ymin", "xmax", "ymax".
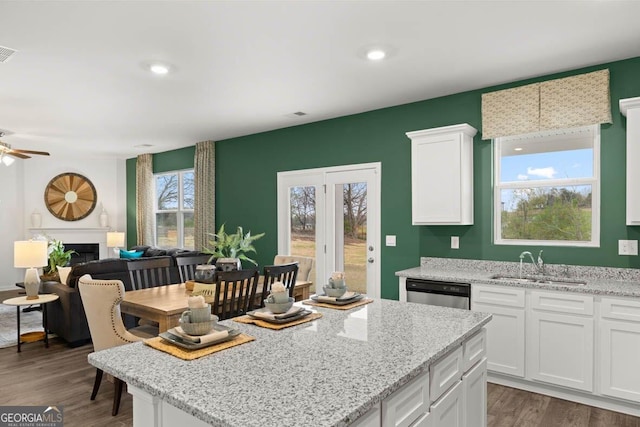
[{"xmin": 0, "ymin": 131, "xmax": 50, "ymax": 165}]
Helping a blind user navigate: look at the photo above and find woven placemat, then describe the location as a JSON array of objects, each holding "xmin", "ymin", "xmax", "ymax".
[
  {"xmin": 302, "ymin": 298, "xmax": 374, "ymax": 310},
  {"xmin": 233, "ymin": 312, "xmax": 323, "ymax": 330},
  {"xmin": 144, "ymin": 333, "xmax": 255, "ymax": 360}
]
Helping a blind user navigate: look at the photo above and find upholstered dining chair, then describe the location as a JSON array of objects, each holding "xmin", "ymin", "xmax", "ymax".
[
  {"xmin": 127, "ymin": 257, "xmax": 173, "ymax": 290},
  {"xmin": 78, "ymin": 274, "xmax": 158, "ymax": 416},
  {"xmin": 175, "ymin": 254, "xmax": 212, "ymax": 283},
  {"xmin": 262, "ymin": 262, "xmax": 299, "ymax": 300},
  {"xmin": 210, "ymin": 268, "xmax": 260, "ymax": 320},
  {"xmin": 274, "ymin": 255, "xmax": 314, "ymax": 281}
]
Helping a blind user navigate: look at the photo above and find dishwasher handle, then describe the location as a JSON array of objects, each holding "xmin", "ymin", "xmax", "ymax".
[{"xmin": 406, "ymin": 279, "xmax": 470, "ymax": 298}]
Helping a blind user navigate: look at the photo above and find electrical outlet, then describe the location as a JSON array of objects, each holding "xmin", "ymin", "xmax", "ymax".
[
  {"xmin": 451, "ymin": 236, "xmax": 459, "ymax": 249},
  {"xmin": 385, "ymin": 235, "xmax": 396, "ymax": 247},
  {"xmin": 618, "ymin": 239, "xmax": 638, "ymax": 256}
]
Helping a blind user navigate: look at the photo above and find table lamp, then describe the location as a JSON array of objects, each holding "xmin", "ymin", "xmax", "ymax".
[
  {"xmin": 14, "ymin": 240, "xmax": 49, "ymax": 300},
  {"xmin": 106, "ymin": 231, "xmax": 125, "ymax": 258}
]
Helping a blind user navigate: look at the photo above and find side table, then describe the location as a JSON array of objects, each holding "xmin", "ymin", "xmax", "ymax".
[{"xmin": 2, "ymin": 294, "xmax": 59, "ymax": 352}]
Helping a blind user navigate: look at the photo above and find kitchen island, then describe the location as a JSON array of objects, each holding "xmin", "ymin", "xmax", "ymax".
[{"xmin": 88, "ymin": 298, "xmax": 491, "ymax": 427}]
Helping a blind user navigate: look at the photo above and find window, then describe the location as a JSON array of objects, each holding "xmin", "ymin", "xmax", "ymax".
[
  {"xmin": 494, "ymin": 125, "xmax": 600, "ymax": 247},
  {"xmin": 155, "ymin": 169, "xmax": 194, "ymax": 249}
]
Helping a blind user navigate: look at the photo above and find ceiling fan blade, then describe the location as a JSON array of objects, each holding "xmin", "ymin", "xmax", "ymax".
[
  {"xmin": 9, "ymin": 149, "xmax": 50, "ymax": 156},
  {"xmin": 7, "ymin": 152, "xmax": 31, "ymax": 159}
]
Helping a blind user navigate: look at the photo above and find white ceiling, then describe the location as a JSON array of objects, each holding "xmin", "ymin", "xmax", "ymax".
[{"xmin": 2, "ymin": 1, "xmax": 640, "ymax": 159}]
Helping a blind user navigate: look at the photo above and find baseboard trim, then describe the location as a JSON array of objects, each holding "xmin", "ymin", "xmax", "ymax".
[{"xmin": 488, "ymin": 372, "xmax": 640, "ymax": 417}]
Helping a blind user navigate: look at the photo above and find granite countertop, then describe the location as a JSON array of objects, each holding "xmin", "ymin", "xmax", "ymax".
[
  {"xmin": 88, "ymin": 298, "xmax": 491, "ymax": 427},
  {"xmin": 396, "ymin": 257, "xmax": 640, "ymax": 298}
]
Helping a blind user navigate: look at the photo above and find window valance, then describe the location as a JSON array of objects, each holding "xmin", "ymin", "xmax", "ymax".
[{"xmin": 481, "ymin": 69, "xmax": 612, "ymax": 140}]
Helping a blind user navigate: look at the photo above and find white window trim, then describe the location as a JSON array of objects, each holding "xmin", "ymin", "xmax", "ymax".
[
  {"xmin": 493, "ymin": 125, "xmax": 600, "ymax": 247},
  {"xmin": 154, "ymin": 168, "xmax": 194, "ymax": 249}
]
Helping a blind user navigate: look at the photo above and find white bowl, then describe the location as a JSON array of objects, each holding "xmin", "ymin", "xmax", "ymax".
[
  {"xmin": 264, "ymin": 297, "xmax": 294, "ymax": 314},
  {"xmin": 323, "ymin": 286, "xmax": 346, "ymax": 297}
]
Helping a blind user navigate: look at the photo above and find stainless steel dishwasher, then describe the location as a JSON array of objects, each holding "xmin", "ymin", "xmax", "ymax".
[{"xmin": 406, "ymin": 278, "xmax": 471, "ymax": 309}]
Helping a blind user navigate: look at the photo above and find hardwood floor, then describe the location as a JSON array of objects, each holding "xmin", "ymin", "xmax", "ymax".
[
  {"xmin": 488, "ymin": 383, "xmax": 640, "ymax": 427},
  {"xmin": 1, "ymin": 327, "xmax": 639, "ymax": 427}
]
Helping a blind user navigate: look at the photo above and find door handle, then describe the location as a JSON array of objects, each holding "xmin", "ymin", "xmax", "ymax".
[{"xmin": 368, "ymin": 257, "xmax": 374, "ymax": 263}]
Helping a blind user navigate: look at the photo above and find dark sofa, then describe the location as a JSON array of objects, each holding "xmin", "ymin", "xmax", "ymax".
[{"xmin": 42, "ymin": 246, "xmax": 206, "ymax": 347}]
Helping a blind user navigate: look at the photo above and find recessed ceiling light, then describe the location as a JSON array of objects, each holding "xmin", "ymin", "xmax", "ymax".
[
  {"xmin": 366, "ymin": 49, "xmax": 386, "ymax": 61},
  {"xmin": 514, "ymin": 147, "xmax": 523, "ymax": 151},
  {"xmin": 149, "ymin": 64, "xmax": 170, "ymax": 75}
]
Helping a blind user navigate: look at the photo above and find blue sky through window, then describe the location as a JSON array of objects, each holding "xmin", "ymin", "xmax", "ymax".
[{"xmin": 501, "ymin": 149, "xmax": 593, "ymax": 182}]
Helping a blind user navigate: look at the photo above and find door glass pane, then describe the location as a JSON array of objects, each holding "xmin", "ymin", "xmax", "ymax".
[
  {"xmin": 289, "ymin": 186, "xmax": 316, "ymax": 291},
  {"xmin": 342, "ymin": 182, "xmax": 367, "ymax": 294},
  {"xmin": 156, "ymin": 212, "xmax": 178, "ymax": 248}
]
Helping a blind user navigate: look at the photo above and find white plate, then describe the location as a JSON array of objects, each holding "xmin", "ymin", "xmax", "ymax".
[{"xmin": 311, "ymin": 293, "xmax": 364, "ymax": 305}]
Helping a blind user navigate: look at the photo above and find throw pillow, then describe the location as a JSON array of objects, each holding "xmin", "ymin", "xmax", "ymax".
[{"xmin": 120, "ymin": 249, "xmax": 144, "ymax": 259}]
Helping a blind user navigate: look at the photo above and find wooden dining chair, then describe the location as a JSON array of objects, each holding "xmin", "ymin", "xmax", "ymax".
[
  {"xmin": 175, "ymin": 254, "xmax": 211, "ymax": 283},
  {"xmin": 211, "ymin": 268, "xmax": 260, "ymax": 320},
  {"xmin": 78, "ymin": 274, "xmax": 157, "ymax": 416},
  {"xmin": 262, "ymin": 262, "xmax": 299, "ymax": 301},
  {"xmin": 127, "ymin": 257, "xmax": 173, "ymax": 290}
]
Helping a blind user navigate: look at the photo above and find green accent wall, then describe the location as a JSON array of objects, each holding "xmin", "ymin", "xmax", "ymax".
[{"xmin": 126, "ymin": 56, "xmax": 640, "ymax": 300}]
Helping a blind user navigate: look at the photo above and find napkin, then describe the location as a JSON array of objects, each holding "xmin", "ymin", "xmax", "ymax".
[
  {"xmin": 251, "ymin": 306, "xmax": 304, "ymax": 321},
  {"xmin": 317, "ymin": 291, "xmax": 357, "ymax": 303},
  {"xmin": 174, "ymin": 327, "xmax": 229, "ymax": 344}
]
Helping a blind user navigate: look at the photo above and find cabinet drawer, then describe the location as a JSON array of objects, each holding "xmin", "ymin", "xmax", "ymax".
[
  {"xmin": 382, "ymin": 370, "xmax": 429, "ymax": 427},
  {"xmin": 530, "ymin": 290, "xmax": 594, "ymax": 315},
  {"xmin": 430, "ymin": 346, "xmax": 463, "ymax": 402},
  {"xmin": 601, "ymin": 297, "xmax": 640, "ymax": 322},
  {"xmin": 463, "ymin": 328, "xmax": 486, "ymax": 372},
  {"xmin": 472, "ymin": 285, "xmax": 525, "ymax": 308},
  {"xmin": 351, "ymin": 402, "xmax": 381, "ymax": 427}
]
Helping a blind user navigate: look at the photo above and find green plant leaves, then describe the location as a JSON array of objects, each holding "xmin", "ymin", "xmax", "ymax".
[{"xmin": 203, "ymin": 224, "xmax": 265, "ymax": 266}]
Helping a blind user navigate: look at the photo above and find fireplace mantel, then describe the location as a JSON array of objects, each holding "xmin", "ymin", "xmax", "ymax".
[{"xmin": 28, "ymin": 227, "xmax": 112, "ymax": 259}]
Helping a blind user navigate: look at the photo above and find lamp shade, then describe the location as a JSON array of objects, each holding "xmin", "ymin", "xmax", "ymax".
[
  {"xmin": 106, "ymin": 232, "xmax": 125, "ymax": 247},
  {"xmin": 14, "ymin": 240, "xmax": 48, "ymax": 268}
]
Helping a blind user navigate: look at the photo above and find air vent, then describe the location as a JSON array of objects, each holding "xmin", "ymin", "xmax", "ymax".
[
  {"xmin": 0, "ymin": 46, "xmax": 17, "ymax": 63},
  {"xmin": 285, "ymin": 111, "xmax": 308, "ymax": 118},
  {"xmin": 134, "ymin": 144, "xmax": 154, "ymax": 148}
]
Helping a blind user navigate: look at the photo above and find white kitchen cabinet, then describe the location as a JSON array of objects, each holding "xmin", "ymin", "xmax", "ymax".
[
  {"xmin": 471, "ymin": 284, "xmax": 526, "ymax": 377},
  {"xmin": 463, "ymin": 358, "xmax": 487, "ymax": 427},
  {"xmin": 430, "ymin": 380, "xmax": 463, "ymax": 427},
  {"xmin": 406, "ymin": 124, "xmax": 477, "ymax": 225},
  {"xmin": 620, "ymin": 97, "xmax": 640, "ymax": 225},
  {"xmin": 352, "ymin": 403, "xmax": 381, "ymax": 427},
  {"xmin": 599, "ymin": 297, "xmax": 640, "ymax": 403},
  {"xmin": 527, "ymin": 290, "xmax": 594, "ymax": 392},
  {"xmin": 381, "ymin": 370, "xmax": 430, "ymax": 427}
]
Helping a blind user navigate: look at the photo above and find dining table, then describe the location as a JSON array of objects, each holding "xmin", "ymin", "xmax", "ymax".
[{"xmin": 121, "ymin": 280, "xmax": 312, "ymax": 332}]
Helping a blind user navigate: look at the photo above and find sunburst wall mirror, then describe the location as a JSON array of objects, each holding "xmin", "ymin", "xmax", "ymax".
[{"xmin": 44, "ymin": 172, "xmax": 97, "ymax": 221}]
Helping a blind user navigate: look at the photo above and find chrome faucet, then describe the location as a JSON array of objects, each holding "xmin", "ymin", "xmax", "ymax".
[{"xmin": 519, "ymin": 250, "xmax": 545, "ymax": 275}]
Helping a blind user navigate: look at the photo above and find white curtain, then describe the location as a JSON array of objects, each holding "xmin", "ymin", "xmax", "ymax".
[
  {"xmin": 136, "ymin": 153, "xmax": 155, "ymax": 246},
  {"xmin": 194, "ymin": 141, "xmax": 215, "ymax": 251}
]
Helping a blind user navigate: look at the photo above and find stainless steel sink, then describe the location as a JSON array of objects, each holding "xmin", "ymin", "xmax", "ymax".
[{"xmin": 491, "ymin": 275, "xmax": 586, "ymax": 286}]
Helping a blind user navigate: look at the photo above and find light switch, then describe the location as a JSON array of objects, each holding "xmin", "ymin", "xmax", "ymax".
[
  {"xmin": 618, "ymin": 239, "xmax": 638, "ymax": 256},
  {"xmin": 385, "ymin": 235, "xmax": 396, "ymax": 247},
  {"xmin": 451, "ymin": 236, "xmax": 459, "ymax": 249}
]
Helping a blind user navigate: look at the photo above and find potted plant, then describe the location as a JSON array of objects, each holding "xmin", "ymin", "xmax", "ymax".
[
  {"xmin": 203, "ymin": 224, "xmax": 265, "ymax": 271},
  {"xmin": 41, "ymin": 239, "xmax": 76, "ymax": 281}
]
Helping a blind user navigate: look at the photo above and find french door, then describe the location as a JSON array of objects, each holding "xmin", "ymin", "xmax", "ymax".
[{"xmin": 277, "ymin": 163, "xmax": 381, "ymax": 298}]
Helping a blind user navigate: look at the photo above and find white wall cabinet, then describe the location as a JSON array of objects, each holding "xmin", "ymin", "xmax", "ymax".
[
  {"xmin": 471, "ymin": 285, "xmax": 525, "ymax": 377},
  {"xmin": 599, "ymin": 297, "xmax": 640, "ymax": 403},
  {"xmin": 406, "ymin": 124, "xmax": 477, "ymax": 225},
  {"xmin": 620, "ymin": 97, "xmax": 640, "ymax": 225}
]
